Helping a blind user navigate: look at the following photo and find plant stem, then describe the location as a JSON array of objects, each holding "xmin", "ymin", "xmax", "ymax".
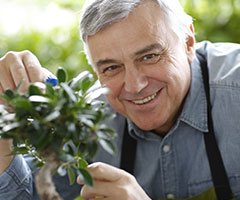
[{"xmin": 35, "ymin": 151, "xmax": 62, "ymax": 200}]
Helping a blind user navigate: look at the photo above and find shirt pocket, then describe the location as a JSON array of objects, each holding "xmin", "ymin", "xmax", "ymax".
[{"xmin": 188, "ymin": 175, "xmax": 240, "ymax": 198}]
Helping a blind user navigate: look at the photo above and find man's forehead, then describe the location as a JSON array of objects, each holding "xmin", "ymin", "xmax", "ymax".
[
  {"xmin": 85, "ymin": 0, "xmax": 169, "ymax": 65},
  {"xmin": 86, "ymin": 0, "xmax": 162, "ymax": 37},
  {"xmin": 86, "ymin": 1, "xmax": 165, "ymax": 41}
]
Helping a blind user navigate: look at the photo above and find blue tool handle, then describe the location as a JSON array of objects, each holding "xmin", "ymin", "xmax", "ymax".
[{"xmin": 45, "ymin": 76, "xmax": 58, "ymax": 86}]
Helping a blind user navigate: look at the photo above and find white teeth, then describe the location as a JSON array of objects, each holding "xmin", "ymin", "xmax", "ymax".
[{"xmin": 132, "ymin": 93, "xmax": 157, "ymax": 105}]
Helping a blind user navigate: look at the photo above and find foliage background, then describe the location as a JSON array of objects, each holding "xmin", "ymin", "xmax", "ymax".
[{"xmin": 0, "ymin": 0, "xmax": 239, "ymax": 78}]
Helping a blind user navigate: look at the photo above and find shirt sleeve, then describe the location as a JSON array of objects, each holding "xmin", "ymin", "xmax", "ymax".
[{"xmin": 0, "ymin": 155, "xmax": 33, "ymax": 200}]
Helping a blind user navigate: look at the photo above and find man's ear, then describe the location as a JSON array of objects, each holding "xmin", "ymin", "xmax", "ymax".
[{"xmin": 186, "ymin": 24, "xmax": 195, "ymax": 63}]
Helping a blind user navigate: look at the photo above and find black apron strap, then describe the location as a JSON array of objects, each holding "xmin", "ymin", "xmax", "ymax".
[
  {"xmin": 196, "ymin": 50, "xmax": 234, "ymax": 200},
  {"xmin": 120, "ymin": 122, "xmax": 137, "ymax": 175}
]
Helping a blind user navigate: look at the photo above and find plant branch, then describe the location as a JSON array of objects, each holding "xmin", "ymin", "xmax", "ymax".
[{"xmin": 35, "ymin": 151, "xmax": 62, "ymax": 200}]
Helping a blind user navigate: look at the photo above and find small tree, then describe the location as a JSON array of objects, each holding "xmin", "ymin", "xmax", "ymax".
[{"xmin": 0, "ymin": 68, "xmax": 116, "ymax": 200}]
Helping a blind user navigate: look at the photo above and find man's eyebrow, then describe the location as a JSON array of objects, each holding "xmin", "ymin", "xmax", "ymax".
[{"xmin": 133, "ymin": 43, "xmax": 164, "ymax": 57}]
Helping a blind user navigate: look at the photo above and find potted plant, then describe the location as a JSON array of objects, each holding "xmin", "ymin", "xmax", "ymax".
[{"xmin": 0, "ymin": 67, "xmax": 116, "ymax": 200}]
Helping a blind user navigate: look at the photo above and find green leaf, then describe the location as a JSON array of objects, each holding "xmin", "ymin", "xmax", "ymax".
[
  {"xmin": 78, "ymin": 168, "xmax": 93, "ymax": 186},
  {"xmin": 80, "ymin": 118, "xmax": 94, "ymax": 128},
  {"xmin": 81, "ymin": 77, "xmax": 94, "ymax": 94},
  {"xmin": 28, "ymin": 95, "xmax": 50, "ymax": 103},
  {"xmin": 2, "ymin": 122, "xmax": 20, "ymax": 132},
  {"xmin": 57, "ymin": 67, "xmax": 67, "ymax": 83},
  {"xmin": 99, "ymin": 139, "xmax": 116, "ymax": 155},
  {"xmin": 67, "ymin": 123, "xmax": 76, "ymax": 133},
  {"xmin": 67, "ymin": 167, "xmax": 76, "ymax": 185},
  {"xmin": 74, "ymin": 196, "xmax": 84, "ymax": 200},
  {"xmin": 77, "ymin": 158, "xmax": 88, "ymax": 169},
  {"xmin": 32, "ymin": 157, "xmax": 45, "ymax": 168},
  {"xmin": 85, "ymin": 142, "xmax": 98, "ymax": 159},
  {"xmin": 85, "ymin": 87, "xmax": 109, "ymax": 103},
  {"xmin": 45, "ymin": 84, "xmax": 55, "ymax": 97},
  {"xmin": 57, "ymin": 165, "xmax": 67, "ymax": 176},
  {"xmin": 1, "ymin": 113, "xmax": 16, "ymax": 121},
  {"xmin": 69, "ymin": 71, "xmax": 92, "ymax": 88},
  {"xmin": 61, "ymin": 83, "xmax": 77, "ymax": 102},
  {"xmin": 63, "ymin": 142, "xmax": 76, "ymax": 155},
  {"xmin": 96, "ymin": 131, "xmax": 111, "ymax": 140},
  {"xmin": 3, "ymin": 89, "xmax": 15, "ymax": 99},
  {"xmin": 44, "ymin": 110, "xmax": 60, "ymax": 122},
  {"xmin": 28, "ymin": 85, "xmax": 42, "ymax": 95},
  {"xmin": 13, "ymin": 98, "xmax": 33, "ymax": 117},
  {"xmin": 13, "ymin": 146, "xmax": 30, "ymax": 154}
]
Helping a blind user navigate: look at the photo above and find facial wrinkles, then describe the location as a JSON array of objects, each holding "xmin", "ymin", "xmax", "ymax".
[
  {"xmin": 121, "ymin": 79, "xmax": 164, "ymax": 101},
  {"xmin": 88, "ymin": 0, "xmax": 184, "ymax": 107},
  {"xmin": 120, "ymin": 43, "xmax": 168, "ymax": 102},
  {"xmin": 119, "ymin": 43, "xmax": 171, "ymax": 102},
  {"xmin": 88, "ymin": 0, "xmax": 168, "ymax": 68},
  {"xmin": 120, "ymin": 37, "xmax": 170, "ymax": 102}
]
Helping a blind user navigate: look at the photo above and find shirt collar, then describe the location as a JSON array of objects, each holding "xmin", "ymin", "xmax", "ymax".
[{"xmin": 127, "ymin": 118, "xmax": 162, "ymax": 141}]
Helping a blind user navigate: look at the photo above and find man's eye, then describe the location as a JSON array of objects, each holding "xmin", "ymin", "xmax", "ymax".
[
  {"xmin": 141, "ymin": 53, "xmax": 160, "ymax": 64},
  {"xmin": 101, "ymin": 65, "xmax": 122, "ymax": 76}
]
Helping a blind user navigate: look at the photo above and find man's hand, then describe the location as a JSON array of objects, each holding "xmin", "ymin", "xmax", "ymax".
[
  {"xmin": 0, "ymin": 139, "xmax": 13, "ymax": 174},
  {"xmin": 77, "ymin": 162, "xmax": 151, "ymax": 200},
  {"xmin": 0, "ymin": 50, "xmax": 50, "ymax": 99},
  {"xmin": 0, "ymin": 50, "xmax": 51, "ymax": 173}
]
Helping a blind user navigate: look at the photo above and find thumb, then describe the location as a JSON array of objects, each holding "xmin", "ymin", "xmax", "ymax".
[{"xmin": 87, "ymin": 162, "xmax": 126, "ymax": 182}]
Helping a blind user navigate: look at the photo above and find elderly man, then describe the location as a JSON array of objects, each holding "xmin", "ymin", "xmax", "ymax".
[{"xmin": 0, "ymin": 0, "xmax": 240, "ymax": 199}]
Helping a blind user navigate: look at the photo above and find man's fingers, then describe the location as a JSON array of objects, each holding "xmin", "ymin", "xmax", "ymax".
[
  {"xmin": 77, "ymin": 162, "xmax": 124, "ymax": 186},
  {"xmin": 42, "ymin": 67, "xmax": 57, "ymax": 82},
  {"xmin": 88, "ymin": 162, "xmax": 122, "ymax": 182},
  {"xmin": 0, "ymin": 51, "xmax": 31, "ymax": 92},
  {"xmin": 20, "ymin": 50, "xmax": 45, "ymax": 83},
  {"xmin": 87, "ymin": 162, "xmax": 126, "ymax": 182},
  {"xmin": 78, "ymin": 162, "xmax": 149, "ymax": 200},
  {"xmin": 0, "ymin": 52, "xmax": 19, "ymax": 90},
  {"xmin": 0, "ymin": 50, "xmax": 53, "ymax": 94},
  {"xmin": 0, "ymin": 83, "xmax": 4, "ymax": 105},
  {"xmin": 0, "ymin": 83, "xmax": 3, "ymax": 93},
  {"xmin": 80, "ymin": 180, "xmax": 112, "ymax": 199},
  {"xmin": 10, "ymin": 57, "xmax": 30, "ymax": 92}
]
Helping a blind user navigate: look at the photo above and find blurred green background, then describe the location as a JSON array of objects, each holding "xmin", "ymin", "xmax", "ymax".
[{"xmin": 0, "ymin": 0, "xmax": 239, "ymax": 78}]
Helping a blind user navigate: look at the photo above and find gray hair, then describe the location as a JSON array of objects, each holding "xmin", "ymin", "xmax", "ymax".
[{"xmin": 80, "ymin": 0, "xmax": 193, "ymax": 43}]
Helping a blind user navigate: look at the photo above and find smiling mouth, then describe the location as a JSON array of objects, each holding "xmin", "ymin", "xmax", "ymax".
[{"xmin": 132, "ymin": 92, "xmax": 157, "ymax": 105}]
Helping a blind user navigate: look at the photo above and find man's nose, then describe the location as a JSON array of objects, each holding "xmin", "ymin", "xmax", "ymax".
[{"xmin": 124, "ymin": 66, "xmax": 148, "ymax": 94}]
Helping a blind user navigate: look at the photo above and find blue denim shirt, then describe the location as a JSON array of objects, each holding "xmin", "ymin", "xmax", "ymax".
[{"xmin": 0, "ymin": 41, "xmax": 240, "ymax": 200}]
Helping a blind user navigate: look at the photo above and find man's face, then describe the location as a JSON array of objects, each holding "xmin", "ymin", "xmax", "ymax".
[{"xmin": 86, "ymin": 1, "xmax": 194, "ymax": 134}]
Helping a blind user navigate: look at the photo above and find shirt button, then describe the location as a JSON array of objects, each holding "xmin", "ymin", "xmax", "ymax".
[
  {"xmin": 167, "ymin": 194, "xmax": 175, "ymax": 199},
  {"xmin": 163, "ymin": 145, "xmax": 171, "ymax": 153}
]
